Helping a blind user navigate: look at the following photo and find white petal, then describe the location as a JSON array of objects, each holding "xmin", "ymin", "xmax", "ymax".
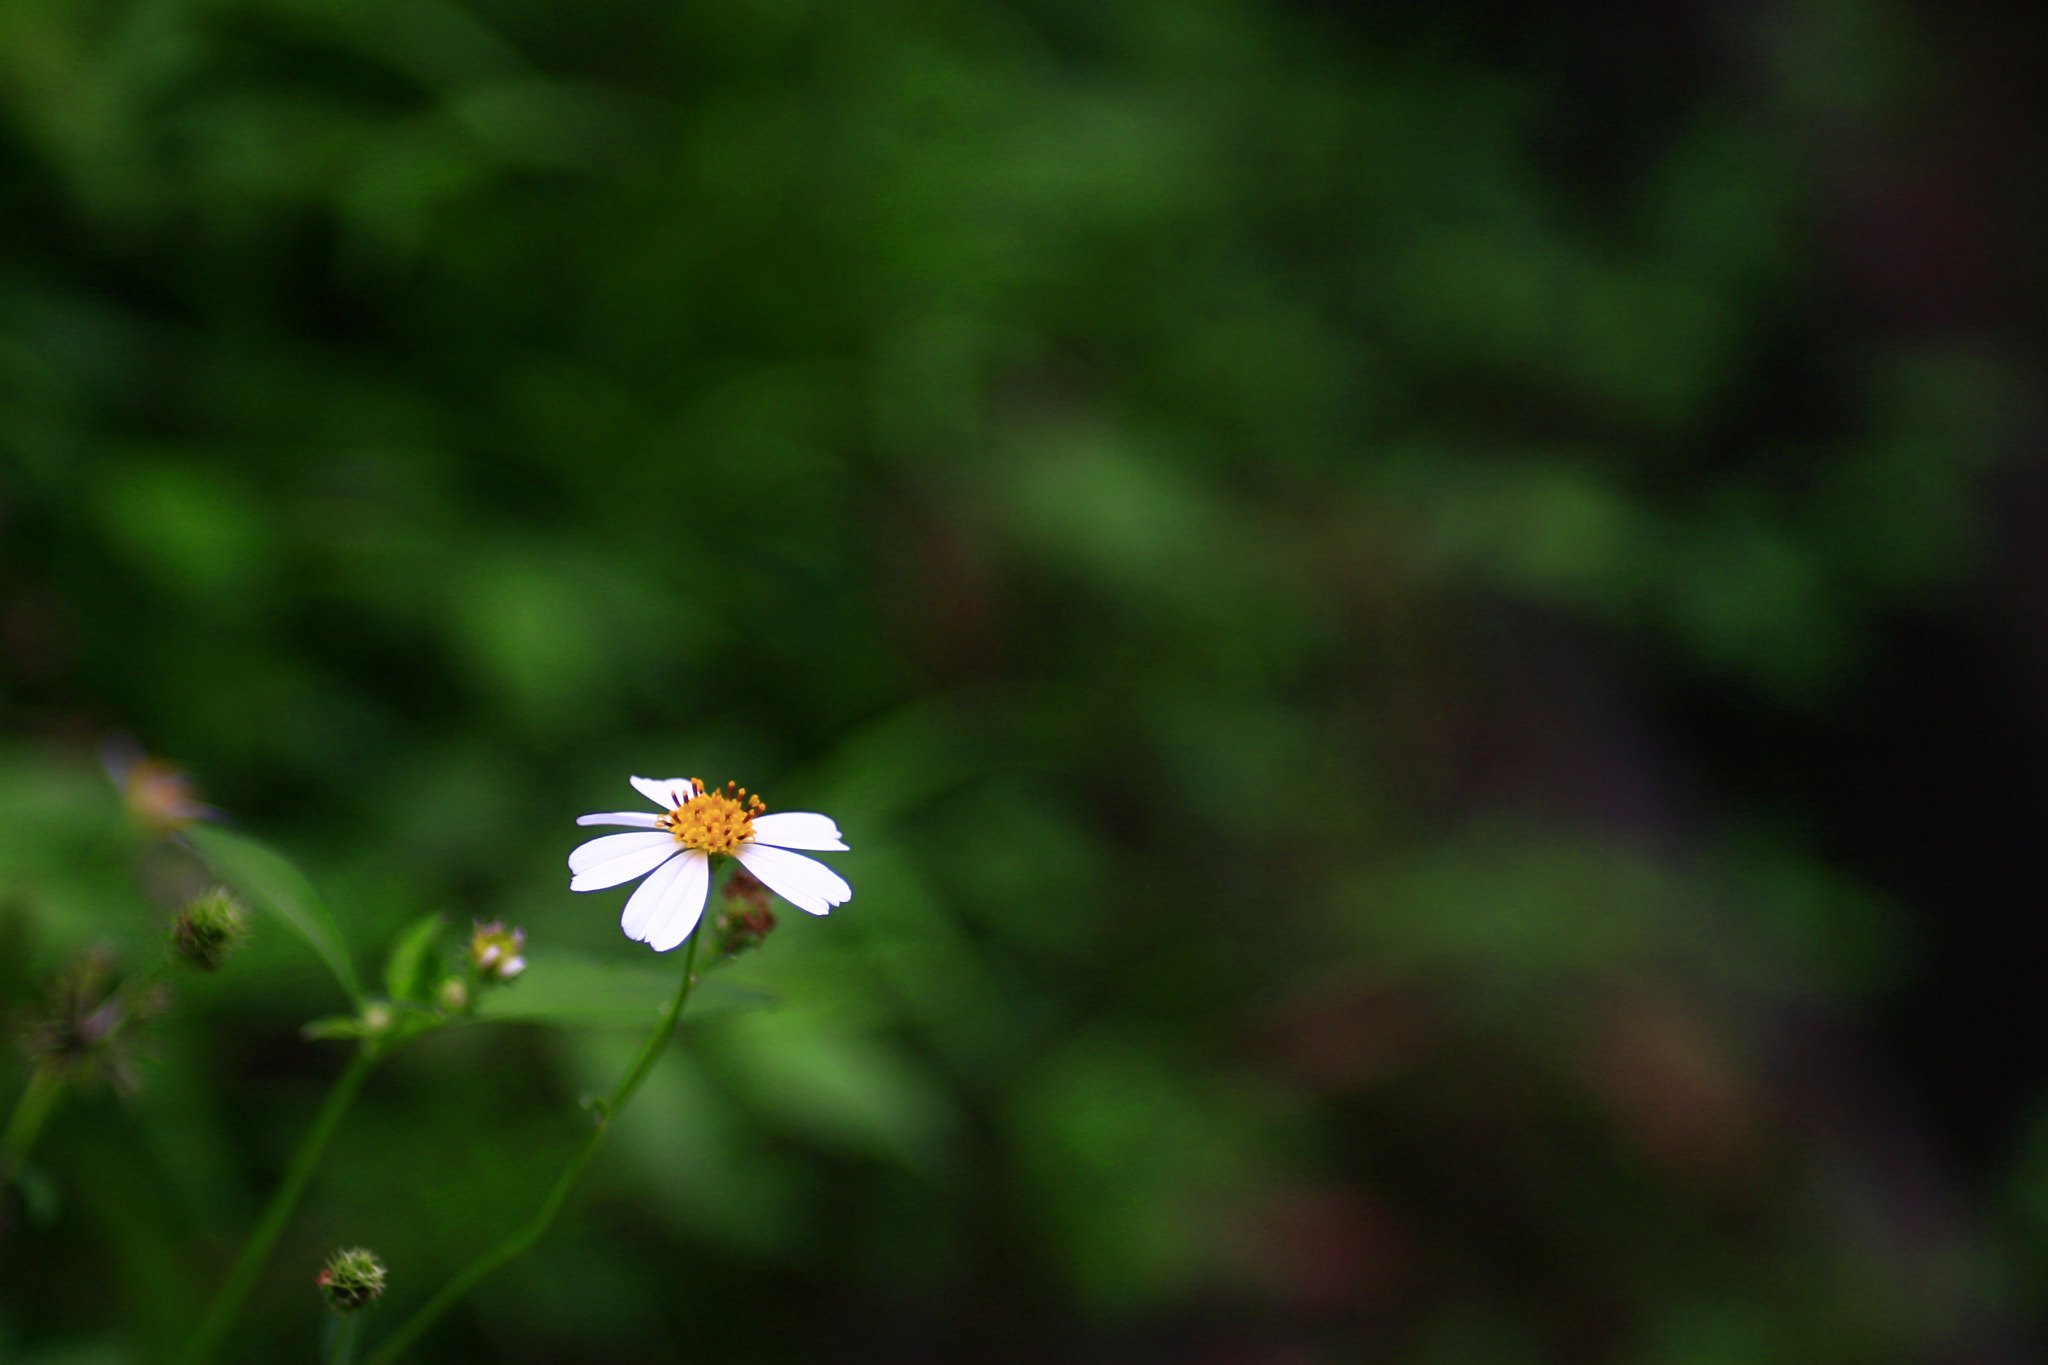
[
  {"xmin": 570, "ymin": 841, "xmax": 681, "ymax": 892},
  {"xmin": 750, "ymin": 811, "xmax": 848, "ymax": 852},
  {"xmin": 621, "ymin": 848, "xmax": 704, "ymax": 945},
  {"xmin": 619, "ymin": 850, "xmax": 685, "ymax": 940},
  {"xmin": 641, "ymin": 851, "xmax": 710, "ymax": 952},
  {"xmin": 576, "ymin": 811, "xmax": 662, "ymax": 828},
  {"xmin": 630, "ymin": 775, "xmax": 693, "ymax": 810},
  {"xmin": 568, "ymin": 830, "xmax": 673, "ymax": 875},
  {"xmin": 735, "ymin": 843, "xmax": 851, "ymax": 916}
]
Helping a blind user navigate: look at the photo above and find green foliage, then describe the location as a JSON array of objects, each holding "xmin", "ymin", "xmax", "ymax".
[
  {"xmin": 471, "ymin": 951, "xmax": 715, "ymax": 1029},
  {"xmin": 186, "ymin": 824, "xmax": 362, "ymax": 1007},
  {"xmin": 0, "ymin": 0, "xmax": 2026, "ymax": 1360},
  {"xmin": 380, "ymin": 913, "xmax": 444, "ymax": 1007}
]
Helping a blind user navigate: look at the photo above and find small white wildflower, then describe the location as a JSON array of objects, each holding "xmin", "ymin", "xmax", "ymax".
[
  {"xmin": 568, "ymin": 776, "xmax": 851, "ymax": 952},
  {"xmin": 469, "ymin": 922, "xmax": 527, "ymax": 982}
]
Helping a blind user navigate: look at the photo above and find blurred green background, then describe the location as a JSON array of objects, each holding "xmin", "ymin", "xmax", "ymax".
[{"xmin": 3, "ymin": 0, "xmax": 2047, "ymax": 1360}]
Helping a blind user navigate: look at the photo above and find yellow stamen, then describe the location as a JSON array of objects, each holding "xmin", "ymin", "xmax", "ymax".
[{"xmin": 657, "ymin": 778, "xmax": 766, "ymax": 857}]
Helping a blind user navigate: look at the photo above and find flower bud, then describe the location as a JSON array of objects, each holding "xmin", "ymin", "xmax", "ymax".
[
  {"xmin": 169, "ymin": 887, "xmax": 252, "ymax": 971},
  {"xmin": 714, "ymin": 868, "xmax": 777, "ymax": 956},
  {"xmin": 469, "ymin": 922, "xmax": 526, "ymax": 983},
  {"xmin": 317, "ymin": 1246, "xmax": 387, "ymax": 1313},
  {"xmin": 435, "ymin": 976, "xmax": 471, "ymax": 1013}
]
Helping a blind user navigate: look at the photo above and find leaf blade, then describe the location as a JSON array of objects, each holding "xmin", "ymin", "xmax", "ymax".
[
  {"xmin": 383, "ymin": 912, "xmax": 446, "ymax": 1004},
  {"xmin": 185, "ymin": 823, "xmax": 363, "ymax": 1005}
]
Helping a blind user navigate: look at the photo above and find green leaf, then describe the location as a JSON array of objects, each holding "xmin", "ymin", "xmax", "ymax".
[
  {"xmin": 185, "ymin": 824, "xmax": 362, "ymax": 1005},
  {"xmin": 383, "ymin": 912, "xmax": 445, "ymax": 1004},
  {"xmin": 302, "ymin": 1002, "xmax": 442, "ymax": 1046},
  {"xmin": 474, "ymin": 950, "xmax": 770, "ymax": 1029}
]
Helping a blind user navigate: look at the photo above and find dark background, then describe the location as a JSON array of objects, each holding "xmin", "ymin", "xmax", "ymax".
[{"xmin": 4, "ymin": 0, "xmax": 2048, "ymax": 1360}]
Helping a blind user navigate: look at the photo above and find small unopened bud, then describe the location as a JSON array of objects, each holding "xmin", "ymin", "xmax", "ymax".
[
  {"xmin": 317, "ymin": 1247, "xmax": 386, "ymax": 1313},
  {"xmin": 169, "ymin": 887, "xmax": 252, "ymax": 970},
  {"xmin": 469, "ymin": 922, "xmax": 526, "ymax": 983},
  {"xmin": 435, "ymin": 977, "xmax": 471, "ymax": 1013},
  {"xmin": 714, "ymin": 904, "xmax": 778, "ymax": 956},
  {"xmin": 714, "ymin": 869, "xmax": 777, "ymax": 956},
  {"xmin": 359, "ymin": 1003, "xmax": 394, "ymax": 1037}
]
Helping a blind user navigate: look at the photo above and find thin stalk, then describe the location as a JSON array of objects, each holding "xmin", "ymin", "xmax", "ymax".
[
  {"xmin": 362, "ymin": 931, "xmax": 704, "ymax": 1365},
  {"xmin": 178, "ymin": 1043, "xmax": 382, "ymax": 1365},
  {"xmin": 0, "ymin": 1061, "xmax": 67, "ymax": 1190},
  {"xmin": 321, "ymin": 1310, "xmax": 363, "ymax": 1365}
]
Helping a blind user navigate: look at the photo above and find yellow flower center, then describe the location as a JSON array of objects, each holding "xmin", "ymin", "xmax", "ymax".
[{"xmin": 657, "ymin": 778, "xmax": 765, "ymax": 857}]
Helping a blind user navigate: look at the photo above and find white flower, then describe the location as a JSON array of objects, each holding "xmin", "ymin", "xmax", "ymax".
[{"xmin": 568, "ymin": 776, "xmax": 851, "ymax": 952}]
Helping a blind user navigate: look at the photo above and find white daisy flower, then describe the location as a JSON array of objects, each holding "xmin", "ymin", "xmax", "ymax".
[{"xmin": 568, "ymin": 776, "xmax": 851, "ymax": 952}]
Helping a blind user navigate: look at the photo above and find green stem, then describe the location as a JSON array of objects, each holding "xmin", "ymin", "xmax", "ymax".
[
  {"xmin": 361, "ymin": 932, "xmax": 703, "ymax": 1365},
  {"xmin": 321, "ymin": 1310, "xmax": 363, "ymax": 1365},
  {"xmin": 3, "ymin": 957, "xmax": 175, "ymax": 1191},
  {"xmin": 119, "ymin": 957, "xmax": 171, "ymax": 1006},
  {"xmin": 177, "ymin": 1044, "xmax": 382, "ymax": 1365},
  {"xmin": 0, "ymin": 1061, "xmax": 67, "ymax": 1189}
]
